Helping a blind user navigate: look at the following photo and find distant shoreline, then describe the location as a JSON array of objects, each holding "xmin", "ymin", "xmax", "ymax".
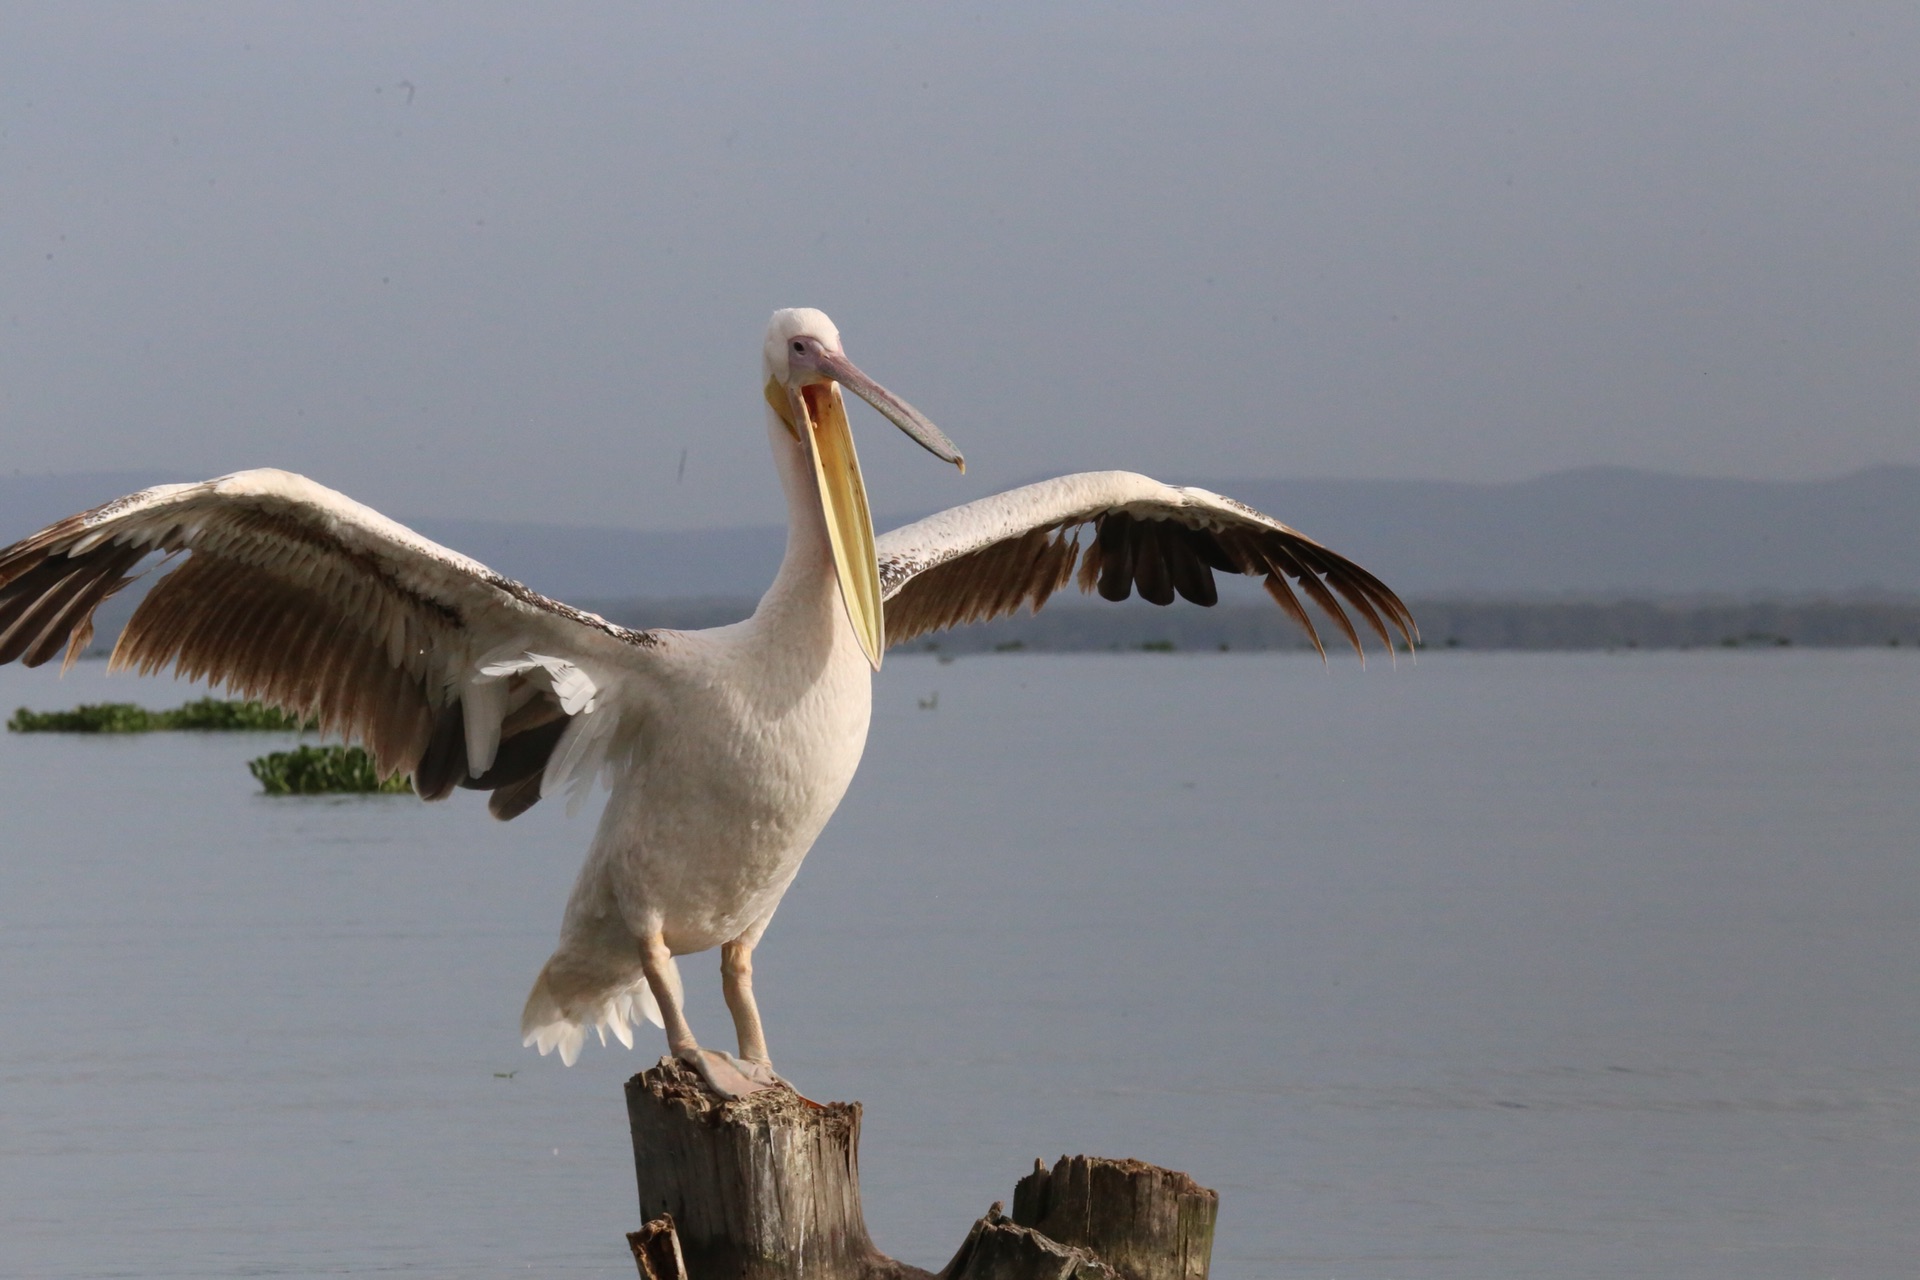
[
  {"xmin": 587, "ymin": 596, "xmax": 1920, "ymax": 655},
  {"xmin": 58, "ymin": 592, "xmax": 1920, "ymax": 660}
]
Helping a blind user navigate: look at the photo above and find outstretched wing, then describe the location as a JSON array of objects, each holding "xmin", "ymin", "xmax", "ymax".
[
  {"xmin": 0, "ymin": 469, "xmax": 657, "ymax": 818},
  {"xmin": 875, "ymin": 470, "xmax": 1416, "ymax": 656}
]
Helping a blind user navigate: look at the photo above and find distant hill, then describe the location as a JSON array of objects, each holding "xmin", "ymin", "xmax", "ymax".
[
  {"xmin": 6, "ymin": 464, "xmax": 1917, "ymax": 599},
  {"xmin": 1207, "ymin": 465, "xmax": 1920, "ymax": 596}
]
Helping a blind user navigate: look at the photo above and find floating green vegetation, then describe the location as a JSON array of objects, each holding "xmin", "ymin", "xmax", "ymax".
[
  {"xmin": 7, "ymin": 698, "xmax": 315, "ymax": 734},
  {"xmin": 248, "ymin": 745, "xmax": 413, "ymax": 796},
  {"xmin": 1138, "ymin": 639, "xmax": 1176, "ymax": 653},
  {"xmin": 8, "ymin": 702, "xmax": 155, "ymax": 733}
]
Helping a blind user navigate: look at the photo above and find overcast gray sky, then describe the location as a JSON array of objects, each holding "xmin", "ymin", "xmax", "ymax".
[{"xmin": 4, "ymin": 4, "xmax": 1916, "ymax": 529}]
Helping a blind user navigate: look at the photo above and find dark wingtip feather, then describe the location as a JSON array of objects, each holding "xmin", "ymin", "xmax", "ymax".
[
  {"xmin": 488, "ymin": 773, "xmax": 545, "ymax": 821},
  {"xmin": 1169, "ymin": 528, "xmax": 1219, "ymax": 606},
  {"xmin": 1130, "ymin": 520, "xmax": 1176, "ymax": 606},
  {"xmin": 1185, "ymin": 526, "xmax": 1243, "ymax": 575},
  {"xmin": 462, "ymin": 714, "xmax": 569, "ymax": 791},
  {"xmin": 414, "ymin": 700, "xmax": 467, "ymax": 801},
  {"xmin": 1094, "ymin": 514, "xmax": 1135, "ymax": 602}
]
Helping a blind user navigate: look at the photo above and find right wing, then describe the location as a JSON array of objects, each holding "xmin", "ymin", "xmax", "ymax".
[{"xmin": 0, "ymin": 469, "xmax": 661, "ymax": 817}]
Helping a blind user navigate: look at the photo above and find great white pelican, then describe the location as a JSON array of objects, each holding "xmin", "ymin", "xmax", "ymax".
[{"xmin": 0, "ymin": 308, "xmax": 1413, "ymax": 1097}]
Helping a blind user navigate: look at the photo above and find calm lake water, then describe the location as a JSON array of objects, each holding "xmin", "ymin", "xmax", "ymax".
[{"xmin": 1, "ymin": 651, "xmax": 1915, "ymax": 1279}]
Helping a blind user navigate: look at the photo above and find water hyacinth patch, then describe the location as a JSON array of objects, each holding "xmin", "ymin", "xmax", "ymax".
[{"xmin": 248, "ymin": 744, "xmax": 414, "ymax": 796}]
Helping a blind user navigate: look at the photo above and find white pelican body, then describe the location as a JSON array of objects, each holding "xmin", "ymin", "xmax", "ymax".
[
  {"xmin": 0, "ymin": 308, "xmax": 1413, "ymax": 1096},
  {"xmin": 526, "ymin": 377, "xmax": 877, "ymax": 1075}
]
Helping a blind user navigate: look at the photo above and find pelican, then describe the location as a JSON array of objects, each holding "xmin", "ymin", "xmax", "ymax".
[{"xmin": 0, "ymin": 308, "xmax": 1413, "ymax": 1097}]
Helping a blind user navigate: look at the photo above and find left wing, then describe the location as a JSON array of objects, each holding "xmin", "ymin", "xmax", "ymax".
[{"xmin": 876, "ymin": 471, "xmax": 1416, "ymax": 656}]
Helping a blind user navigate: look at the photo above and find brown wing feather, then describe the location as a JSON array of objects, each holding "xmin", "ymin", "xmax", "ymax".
[
  {"xmin": 115, "ymin": 549, "xmax": 438, "ymax": 777},
  {"xmin": 885, "ymin": 525, "xmax": 1080, "ymax": 645},
  {"xmin": 1281, "ymin": 537, "xmax": 1417, "ymax": 650},
  {"xmin": 1284, "ymin": 541, "xmax": 1395, "ymax": 652},
  {"xmin": 1028, "ymin": 528, "xmax": 1080, "ymax": 613},
  {"xmin": 0, "ymin": 543, "xmax": 146, "ymax": 668},
  {"xmin": 1074, "ymin": 524, "xmax": 1104, "ymax": 595},
  {"xmin": 1260, "ymin": 542, "xmax": 1364, "ymax": 658},
  {"xmin": 1261, "ymin": 568, "xmax": 1326, "ymax": 659}
]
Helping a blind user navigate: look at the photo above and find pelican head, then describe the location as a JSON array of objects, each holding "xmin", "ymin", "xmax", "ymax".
[{"xmin": 762, "ymin": 308, "xmax": 964, "ymax": 670}]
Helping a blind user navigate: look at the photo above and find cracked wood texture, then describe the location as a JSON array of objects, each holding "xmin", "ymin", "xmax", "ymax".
[{"xmin": 625, "ymin": 1058, "xmax": 932, "ymax": 1280}]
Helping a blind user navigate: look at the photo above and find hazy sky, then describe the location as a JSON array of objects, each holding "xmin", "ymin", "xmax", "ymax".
[{"xmin": 4, "ymin": 4, "xmax": 1916, "ymax": 529}]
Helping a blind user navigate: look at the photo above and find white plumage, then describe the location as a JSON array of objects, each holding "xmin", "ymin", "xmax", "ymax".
[{"xmin": 0, "ymin": 308, "xmax": 1412, "ymax": 1096}]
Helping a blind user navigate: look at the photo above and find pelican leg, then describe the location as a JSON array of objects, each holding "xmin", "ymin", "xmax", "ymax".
[
  {"xmin": 639, "ymin": 931, "xmax": 772, "ymax": 1100},
  {"xmin": 721, "ymin": 939, "xmax": 785, "ymax": 1090}
]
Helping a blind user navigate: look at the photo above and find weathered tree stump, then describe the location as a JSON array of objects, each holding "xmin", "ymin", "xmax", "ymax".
[
  {"xmin": 624, "ymin": 1057, "xmax": 1217, "ymax": 1280},
  {"xmin": 1010, "ymin": 1157, "xmax": 1217, "ymax": 1280},
  {"xmin": 625, "ymin": 1057, "xmax": 931, "ymax": 1280}
]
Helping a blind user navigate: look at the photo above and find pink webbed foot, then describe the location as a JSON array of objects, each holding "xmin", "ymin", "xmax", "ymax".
[{"xmin": 676, "ymin": 1047, "xmax": 788, "ymax": 1100}]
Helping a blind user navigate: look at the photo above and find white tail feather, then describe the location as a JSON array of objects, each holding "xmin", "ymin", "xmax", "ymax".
[{"xmin": 520, "ymin": 965, "xmax": 661, "ymax": 1067}]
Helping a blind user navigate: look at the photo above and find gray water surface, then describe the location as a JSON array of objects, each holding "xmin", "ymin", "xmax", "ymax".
[{"xmin": 1, "ymin": 652, "xmax": 1915, "ymax": 1278}]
